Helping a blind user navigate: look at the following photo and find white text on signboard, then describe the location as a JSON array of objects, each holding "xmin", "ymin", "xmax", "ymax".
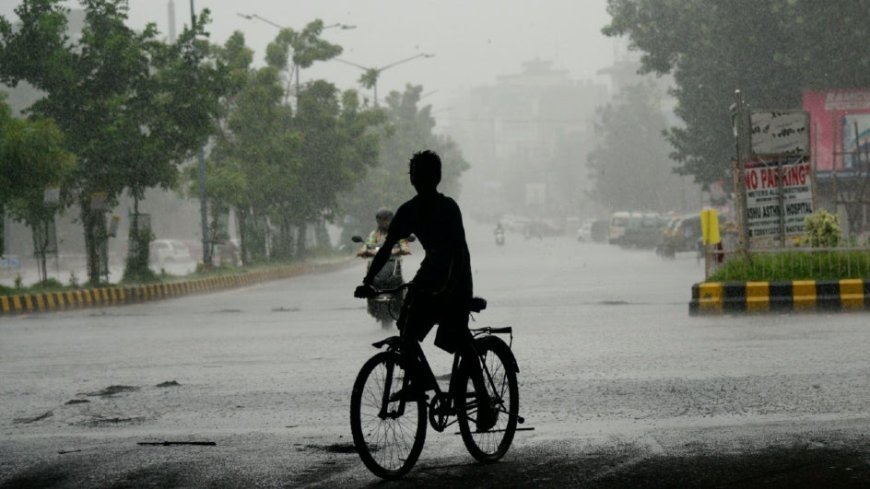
[{"xmin": 744, "ymin": 161, "xmax": 813, "ymax": 242}]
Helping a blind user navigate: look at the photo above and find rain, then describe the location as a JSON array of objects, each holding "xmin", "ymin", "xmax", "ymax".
[{"xmin": 0, "ymin": 1, "xmax": 868, "ymax": 487}]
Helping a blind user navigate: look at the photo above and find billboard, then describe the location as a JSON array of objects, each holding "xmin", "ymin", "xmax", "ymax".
[
  {"xmin": 750, "ymin": 110, "xmax": 809, "ymax": 157},
  {"xmin": 802, "ymin": 89, "xmax": 870, "ymax": 171},
  {"xmin": 842, "ymin": 113, "xmax": 870, "ymax": 168}
]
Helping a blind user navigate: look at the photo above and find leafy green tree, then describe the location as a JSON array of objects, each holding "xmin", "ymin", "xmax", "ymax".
[
  {"xmin": 0, "ymin": 94, "xmax": 76, "ymax": 278},
  {"xmin": 587, "ymin": 82, "xmax": 686, "ymax": 212},
  {"xmin": 203, "ymin": 28, "xmax": 383, "ymax": 262},
  {"xmin": 339, "ymin": 84, "xmax": 470, "ymax": 241},
  {"xmin": 0, "ymin": 0, "xmax": 230, "ymax": 284},
  {"xmin": 603, "ymin": 0, "xmax": 870, "ymax": 187}
]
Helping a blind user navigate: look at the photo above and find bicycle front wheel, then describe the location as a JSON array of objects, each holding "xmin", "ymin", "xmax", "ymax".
[
  {"xmin": 456, "ymin": 336, "xmax": 519, "ymax": 462},
  {"xmin": 350, "ymin": 351, "xmax": 427, "ymax": 479}
]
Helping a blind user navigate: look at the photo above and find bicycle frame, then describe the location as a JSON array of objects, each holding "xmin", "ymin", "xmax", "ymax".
[{"xmin": 372, "ymin": 326, "xmax": 515, "ymax": 431}]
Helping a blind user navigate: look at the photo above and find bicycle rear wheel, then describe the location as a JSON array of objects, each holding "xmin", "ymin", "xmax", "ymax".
[
  {"xmin": 456, "ymin": 336, "xmax": 519, "ymax": 462},
  {"xmin": 350, "ymin": 351, "xmax": 427, "ymax": 479}
]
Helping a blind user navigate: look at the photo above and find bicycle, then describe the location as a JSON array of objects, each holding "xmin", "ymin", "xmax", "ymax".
[{"xmin": 350, "ymin": 283, "xmax": 526, "ymax": 479}]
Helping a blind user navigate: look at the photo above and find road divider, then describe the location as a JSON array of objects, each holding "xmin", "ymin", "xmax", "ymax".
[
  {"xmin": 0, "ymin": 259, "xmax": 354, "ymax": 317},
  {"xmin": 690, "ymin": 279, "xmax": 870, "ymax": 315}
]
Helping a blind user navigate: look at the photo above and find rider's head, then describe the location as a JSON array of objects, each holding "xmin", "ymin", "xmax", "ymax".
[
  {"xmin": 409, "ymin": 150, "xmax": 441, "ymax": 193},
  {"xmin": 375, "ymin": 208, "xmax": 393, "ymax": 232}
]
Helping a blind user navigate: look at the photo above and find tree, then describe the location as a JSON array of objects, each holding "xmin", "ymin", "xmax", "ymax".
[
  {"xmin": 339, "ymin": 84, "xmax": 470, "ymax": 240},
  {"xmin": 603, "ymin": 0, "xmax": 870, "ymax": 187},
  {"xmin": 587, "ymin": 82, "xmax": 686, "ymax": 212},
  {"xmin": 0, "ymin": 0, "xmax": 230, "ymax": 284},
  {"xmin": 203, "ymin": 29, "xmax": 383, "ymax": 262},
  {"xmin": 0, "ymin": 94, "xmax": 75, "ymax": 281}
]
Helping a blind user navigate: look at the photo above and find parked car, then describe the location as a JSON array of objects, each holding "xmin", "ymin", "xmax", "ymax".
[
  {"xmin": 609, "ymin": 212, "xmax": 667, "ymax": 248},
  {"xmin": 590, "ymin": 219, "xmax": 610, "ymax": 243},
  {"xmin": 149, "ymin": 239, "xmax": 191, "ymax": 266},
  {"xmin": 576, "ymin": 220, "xmax": 593, "ymax": 242}
]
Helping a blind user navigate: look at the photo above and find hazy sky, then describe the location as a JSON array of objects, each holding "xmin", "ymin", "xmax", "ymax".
[{"xmin": 1, "ymin": 0, "xmax": 617, "ymax": 116}]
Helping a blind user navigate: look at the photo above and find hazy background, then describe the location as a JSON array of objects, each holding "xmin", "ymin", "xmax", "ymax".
[{"xmin": 0, "ymin": 0, "xmax": 617, "ymax": 115}]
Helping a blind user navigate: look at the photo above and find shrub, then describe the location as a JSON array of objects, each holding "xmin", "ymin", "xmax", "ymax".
[{"xmin": 803, "ymin": 209, "xmax": 841, "ymax": 248}]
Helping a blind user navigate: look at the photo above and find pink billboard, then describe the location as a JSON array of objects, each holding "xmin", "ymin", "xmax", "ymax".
[{"xmin": 802, "ymin": 89, "xmax": 870, "ymax": 171}]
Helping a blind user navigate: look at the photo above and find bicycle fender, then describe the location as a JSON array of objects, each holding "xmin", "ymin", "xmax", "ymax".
[
  {"xmin": 372, "ymin": 336, "xmax": 402, "ymax": 349},
  {"xmin": 474, "ymin": 335, "xmax": 520, "ymax": 374}
]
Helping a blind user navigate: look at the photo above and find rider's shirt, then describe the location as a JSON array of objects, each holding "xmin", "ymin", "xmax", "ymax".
[{"xmin": 381, "ymin": 193, "xmax": 472, "ymax": 298}]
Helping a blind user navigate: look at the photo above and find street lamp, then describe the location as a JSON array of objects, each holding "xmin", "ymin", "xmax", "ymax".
[
  {"xmin": 237, "ymin": 13, "xmax": 356, "ymax": 31},
  {"xmin": 334, "ymin": 53, "xmax": 435, "ymax": 106},
  {"xmin": 237, "ymin": 13, "xmax": 356, "ymax": 94}
]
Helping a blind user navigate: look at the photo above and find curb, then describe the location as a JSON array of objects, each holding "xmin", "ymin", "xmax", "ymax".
[
  {"xmin": 690, "ymin": 279, "xmax": 870, "ymax": 315},
  {"xmin": 0, "ymin": 259, "xmax": 354, "ymax": 317}
]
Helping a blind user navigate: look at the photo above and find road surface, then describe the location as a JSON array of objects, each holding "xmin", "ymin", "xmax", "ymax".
[{"xmin": 1, "ymin": 222, "xmax": 868, "ymax": 487}]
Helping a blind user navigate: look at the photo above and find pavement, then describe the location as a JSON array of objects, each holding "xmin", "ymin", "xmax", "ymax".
[{"xmin": 1, "ymin": 222, "xmax": 868, "ymax": 488}]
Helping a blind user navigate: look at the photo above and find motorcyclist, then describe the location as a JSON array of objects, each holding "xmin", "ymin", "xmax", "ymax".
[{"xmin": 356, "ymin": 208, "xmax": 410, "ymax": 258}]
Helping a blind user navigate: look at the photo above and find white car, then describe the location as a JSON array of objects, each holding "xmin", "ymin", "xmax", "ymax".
[
  {"xmin": 149, "ymin": 239, "xmax": 191, "ymax": 266},
  {"xmin": 576, "ymin": 221, "xmax": 593, "ymax": 242}
]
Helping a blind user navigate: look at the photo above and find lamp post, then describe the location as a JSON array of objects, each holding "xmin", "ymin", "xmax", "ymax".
[
  {"xmin": 190, "ymin": 0, "xmax": 211, "ymax": 266},
  {"xmin": 334, "ymin": 53, "xmax": 435, "ymax": 106},
  {"xmin": 237, "ymin": 13, "xmax": 356, "ymax": 32},
  {"xmin": 237, "ymin": 13, "xmax": 355, "ymax": 95}
]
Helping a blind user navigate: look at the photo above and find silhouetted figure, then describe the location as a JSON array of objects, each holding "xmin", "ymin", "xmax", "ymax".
[{"xmin": 355, "ymin": 150, "xmax": 496, "ymax": 431}]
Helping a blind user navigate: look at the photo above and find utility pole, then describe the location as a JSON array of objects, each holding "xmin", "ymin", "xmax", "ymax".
[
  {"xmin": 732, "ymin": 89, "xmax": 751, "ymax": 256},
  {"xmin": 191, "ymin": 0, "xmax": 211, "ymax": 266}
]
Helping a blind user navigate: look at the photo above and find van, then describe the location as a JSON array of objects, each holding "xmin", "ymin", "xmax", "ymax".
[{"xmin": 608, "ymin": 212, "xmax": 631, "ymax": 244}]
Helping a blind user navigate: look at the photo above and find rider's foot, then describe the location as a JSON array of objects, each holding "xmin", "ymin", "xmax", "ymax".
[{"xmin": 475, "ymin": 396, "xmax": 498, "ymax": 432}]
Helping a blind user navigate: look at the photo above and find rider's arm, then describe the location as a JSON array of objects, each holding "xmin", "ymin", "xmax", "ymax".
[
  {"xmin": 363, "ymin": 207, "xmax": 409, "ymax": 286},
  {"xmin": 394, "ymin": 239, "xmax": 410, "ymax": 255}
]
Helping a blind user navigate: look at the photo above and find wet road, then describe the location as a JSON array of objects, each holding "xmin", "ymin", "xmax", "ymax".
[{"xmin": 1, "ymin": 223, "xmax": 868, "ymax": 488}]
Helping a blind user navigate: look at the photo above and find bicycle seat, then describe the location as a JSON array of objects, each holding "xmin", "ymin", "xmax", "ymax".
[{"xmin": 469, "ymin": 297, "xmax": 487, "ymax": 313}]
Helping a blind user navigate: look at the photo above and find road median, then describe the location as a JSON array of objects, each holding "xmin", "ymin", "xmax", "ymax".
[
  {"xmin": 690, "ymin": 278, "xmax": 870, "ymax": 315},
  {"xmin": 0, "ymin": 257, "xmax": 355, "ymax": 317}
]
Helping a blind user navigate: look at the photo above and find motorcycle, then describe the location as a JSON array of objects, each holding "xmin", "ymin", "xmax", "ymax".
[
  {"xmin": 494, "ymin": 228, "xmax": 505, "ymax": 246},
  {"xmin": 351, "ymin": 235, "xmax": 412, "ymax": 329}
]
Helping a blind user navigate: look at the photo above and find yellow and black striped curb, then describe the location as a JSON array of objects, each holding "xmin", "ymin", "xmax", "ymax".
[
  {"xmin": 690, "ymin": 279, "xmax": 870, "ymax": 315},
  {"xmin": 0, "ymin": 259, "xmax": 354, "ymax": 317}
]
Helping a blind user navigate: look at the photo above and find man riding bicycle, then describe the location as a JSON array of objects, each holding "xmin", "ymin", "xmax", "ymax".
[{"xmin": 354, "ymin": 149, "xmax": 496, "ymax": 432}]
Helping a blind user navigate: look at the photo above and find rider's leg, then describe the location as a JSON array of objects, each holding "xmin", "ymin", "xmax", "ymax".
[
  {"xmin": 454, "ymin": 324, "xmax": 497, "ymax": 432},
  {"xmin": 392, "ymin": 293, "xmax": 437, "ymax": 399},
  {"xmin": 457, "ymin": 332, "xmax": 488, "ymax": 399}
]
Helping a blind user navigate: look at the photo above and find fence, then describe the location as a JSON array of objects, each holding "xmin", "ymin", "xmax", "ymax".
[{"xmin": 705, "ymin": 242, "xmax": 870, "ymax": 281}]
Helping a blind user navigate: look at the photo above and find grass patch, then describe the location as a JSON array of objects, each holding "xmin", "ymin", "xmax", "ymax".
[{"xmin": 708, "ymin": 250, "xmax": 870, "ymax": 281}]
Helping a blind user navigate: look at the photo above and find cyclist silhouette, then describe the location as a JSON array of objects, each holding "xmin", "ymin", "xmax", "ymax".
[{"xmin": 354, "ymin": 150, "xmax": 496, "ymax": 431}]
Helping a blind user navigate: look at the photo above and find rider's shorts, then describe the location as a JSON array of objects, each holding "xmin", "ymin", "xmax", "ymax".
[{"xmin": 398, "ymin": 288, "xmax": 472, "ymax": 354}]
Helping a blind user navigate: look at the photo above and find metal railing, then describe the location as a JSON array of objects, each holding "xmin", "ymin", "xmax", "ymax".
[{"xmin": 705, "ymin": 241, "xmax": 870, "ymax": 281}]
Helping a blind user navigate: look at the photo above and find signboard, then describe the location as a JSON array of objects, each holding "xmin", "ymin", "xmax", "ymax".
[
  {"xmin": 750, "ymin": 110, "xmax": 809, "ymax": 157},
  {"xmin": 843, "ymin": 113, "xmax": 870, "ymax": 168},
  {"xmin": 801, "ymin": 89, "xmax": 870, "ymax": 171},
  {"xmin": 744, "ymin": 159, "xmax": 813, "ymax": 242}
]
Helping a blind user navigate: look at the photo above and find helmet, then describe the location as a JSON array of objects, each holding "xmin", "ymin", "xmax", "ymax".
[{"xmin": 376, "ymin": 208, "xmax": 394, "ymax": 220}]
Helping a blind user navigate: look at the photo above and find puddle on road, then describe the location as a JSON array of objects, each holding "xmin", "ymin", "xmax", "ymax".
[
  {"xmin": 78, "ymin": 416, "xmax": 148, "ymax": 427},
  {"xmin": 213, "ymin": 309, "xmax": 243, "ymax": 313},
  {"xmin": 156, "ymin": 380, "xmax": 181, "ymax": 388},
  {"xmin": 272, "ymin": 306, "xmax": 300, "ymax": 312},
  {"xmin": 14, "ymin": 410, "xmax": 53, "ymax": 424},
  {"xmin": 305, "ymin": 443, "xmax": 360, "ymax": 454},
  {"xmin": 81, "ymin": 385, "xmax": 140, "ymax": 397}
]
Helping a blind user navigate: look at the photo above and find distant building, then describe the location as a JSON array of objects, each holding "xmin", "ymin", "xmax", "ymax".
[{"xmin": 445, "ymin": 59, "xmax": 608, "ymax": 220}]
